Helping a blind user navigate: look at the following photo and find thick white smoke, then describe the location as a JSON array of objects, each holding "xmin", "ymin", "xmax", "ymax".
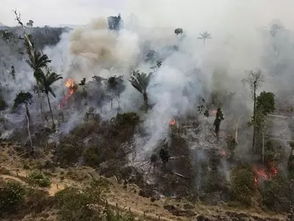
[{"xmin": 2, "ymin": 0, "xmax": 294, "ymax": 159}]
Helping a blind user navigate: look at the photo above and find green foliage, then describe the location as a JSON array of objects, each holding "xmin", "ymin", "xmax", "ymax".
[
  {"xmin": 231, "ymin": 165, "xmax": 255, "ymax": 206},
  {"xmin": 114, "ymin": 112, "xmax": 140, "ymax": 128},
  {"xmin": 260, "ymin": 175, "xmax": 293, "ymax": 212},
  {"xmin": 83, "ymin": 146, "xmax": 101, "ymax": 167},
  {"xmin": 27, "ymin": 171, "xmax": 51, "ymax": 187},
  {"xmin": 55, "ymin": 179, "xmax": 109, "ymax": 221},
  {"xmin": 24, "ymin": 31, "xmax": 62, "ymax": 128},
  {"xmin": 204, "ymin": 171, "xmax": 224, "ymax": 193},
  {"xmin": 56, "ymin": 142, "xmax": 81, "ymax": 166},
  {"xmin": 35, "ymin": 69, "xmax": 62, "ymax": 97},
  {"xmin": 288, "ymin": 152, "xmax": 294, "ymax": 179},
  {"xmin": 256, "ymin": 91, "xmax": 275, "ymax": 115},
  {"xmin": 129, "ymin": 70, "xmax": 151, "ymax": 95},
  {"xmin": 129, "ymin": 70, "xmax": 151, "ymax": 109},
  {"xmin": 104, "ymin": 205, "xmax": 135, "ymax": 221},
  {"xmin": 264, "ymin": 140, "xmax": 283, "ymax": 163},
  {"xmin": 0, "ymin": 181, "xmax": 25, "ymax": 215},
  {"xmin": 25, "ymin": 188, "xmax": 54, "ymax": 214},
  {"xmin": 13, "ymin": 91, "xmax": 33, "ymax": 109},
  {"xmin": 24, "ymin": 34, "xmax": 51, "ymax": 74}
]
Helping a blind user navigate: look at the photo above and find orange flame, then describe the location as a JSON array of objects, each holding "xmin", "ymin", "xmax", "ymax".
[
  {"xmin": 211, "ymin": 109, "xmax": 217, "ymax": 115},
  {"xmin": 219, "ymin": 149, "xmax": 227, "ymax": 157},
  {"xmin": 169, "ymin": 119, "xmax": 176, "ymax": 126},
  {"xmin": 253, "ymin": 165, "xmax": 278, "ymax": 185},
  {"xmin": 60, "ymin": 79, "xmax": 77, "ymax": 108}
]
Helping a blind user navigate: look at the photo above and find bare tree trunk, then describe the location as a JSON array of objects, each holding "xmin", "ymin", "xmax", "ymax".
[
  {"xmin": 235, "ymin": 118, "xmax": 240, "ymax": 144},
  {"xmin": 117, "ymin": 95, "xmax": 121, "ymax": 113},
  {"xmin": 252, "ymin": 82, "xmax": 257, "ymax": 153},
  {"xmin": 38, "ymin": 92, "xmax": 45, "ymax": 120},
  {"xmin": 143, "ymin": 92, "xmax": 148, "ymax": 112},
  {"xmin": 46, "ymin": 93, "xmax": 55, "ymax": 129},
  {"xmin": 25, "ymin": 104, "xmax": 33, "ymax": 153},
  {"xmin": 262, "ymin": 130, "xmax": 265, "ymax": 163}
]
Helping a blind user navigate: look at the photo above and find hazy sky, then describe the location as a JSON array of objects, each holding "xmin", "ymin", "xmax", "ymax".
[
  {"xmin": 0, "ymin": 0, "xmax": 126, "ymax": 26},
  {"xmin": 1, "ymin": 0, "xmax": 294, "ymax": 29}
]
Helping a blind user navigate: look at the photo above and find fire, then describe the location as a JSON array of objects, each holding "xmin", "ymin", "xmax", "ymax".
[
  {"xmin": 255, "ymin": 168, "xmax": 269, "ymax": 180},
  {"xmin": 211, "ymin": 109, "xmax": 217, "ymax": 115},
  {"xmin": 65, "ymin": 79, "xmax": 76, "ymax": 90},
  {"xmin": 169, "ymin": 119, "xmax": 176, "ymax": 126},
  {"xmin": 219, "ymin": 149, "xmax": 227, "ymax": 157},
  {"xmin": 60, "ymin": 79, "xmax": 78, "ymax": 108},
  {"xmin": 270, "ymin": 167, "xmax": 278, "ymax": 176},
  {"xmin": 253, "ymin": 165, "xmax": 278, "ymax": 185}
]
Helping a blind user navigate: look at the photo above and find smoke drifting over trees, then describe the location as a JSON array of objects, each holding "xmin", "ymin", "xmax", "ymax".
[{"xmin": 0, "ymin": 1, "xmax": 294, "ymax": 219}]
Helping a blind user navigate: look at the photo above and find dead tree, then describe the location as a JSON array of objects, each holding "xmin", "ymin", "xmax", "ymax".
[{"xmin": 243, "ymin": 70, "xmax": 264, "ymax": 153}]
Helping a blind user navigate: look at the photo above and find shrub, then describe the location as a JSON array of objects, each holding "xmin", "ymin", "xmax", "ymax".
[
  {"xmin": 0, "ymin": 181, "xmax": 25, "ymax": 215},
  {"xmin": 27, "ymin": 171, "xmax": 51, "ymax": 187},
  {"xmin": 104, "ymin": 205, "xmax": 135, "ymax": 221},
  {"xmin": 56, "ymin": 141, "xmax": 81, "ymax": 166},
  {"xmin": 25, "ymin": 188, "xmax": 54, "ymax": 213},
  {"xmin": 260, "ymin": 175, "xmax": 293, "ymax": 212},
  {"xmin": 114, "ymin": 113, "xmax": 139, "ymax": 128},
  {"xmin": 231, "ymin": 165, "xmax": 255, "ymax": 206},
  {"xmin": 55, "ymin": 179, "xmax": 109, "ymax": 221},
  {"xmin": 83, "ymin": 146, "xmax": 101, "ymax": 167}
]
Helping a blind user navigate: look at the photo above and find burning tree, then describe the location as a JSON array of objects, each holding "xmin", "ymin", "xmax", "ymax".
[
  {"xmin": 129, "ymin": 70, "xmax": 152, "ymax": 111},
  {"xmin": 243, "ymin": 70, "xmax": 264, "ymax": 153},
  {"xmin": 13, "ymin": 92, "xmax": 33, "ymax": 153},
  {"xmin": 60, "ymin": 79, "xmax": 78, "ymax": 108}
]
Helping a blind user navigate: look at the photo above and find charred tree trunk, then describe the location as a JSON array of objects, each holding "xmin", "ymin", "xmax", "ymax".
[
  {"xmin": 25, "ymin": 104, "xmax": 33, "ymax": 153},
  {"xmin": 143, "ymin": 92, "xmax": 148, "ymax": 112},
  {"xmin": 46, "ymin": 93, "xmax": 55, "ymax": 129}
]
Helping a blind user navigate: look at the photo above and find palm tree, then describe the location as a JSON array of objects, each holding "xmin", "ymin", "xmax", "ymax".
[
  {"xmin": 107, "ymin": 76, "xmax": 125, "ymax": 111},
  {"xmin": 24, "ymin": 34, "xmax": 51, "ymax": 78},
  {"xmin": 198, "ymin": 32, "xmax": 211, "ymax": 45},
  {"xmin": 24, "ymin": 33, "xmax": 62, "ymax": 128},
  {"xmin": 24, "ymin": 34, "xmax": 51, "ymax": 116},
  {"xmin": 129, "ymin": 70, "xmax": 152, "ymax": 111},
  {"xmin": 35, "ymin": 69, "xmax": 62, "ymax": 128},
  {"xmin": 14, "ymin": 92, "xmax": 33, "ymax": 153}
]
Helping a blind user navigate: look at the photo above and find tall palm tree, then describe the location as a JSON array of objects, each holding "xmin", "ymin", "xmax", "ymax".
[
  {"xmin": 24, "ymin": 34, "xmax": 51, "ymax": 78},
  {"xmin": 35, "ymin": 69, "xmax": 62, "ymax": 128},
  {"xmin": 24, "ymin": 34, "xmax": 51, "ymax": 117},
  {"xmin": 198, "ymin": 32, "xmax": 211, "ymax": 45},
  {"xmin": 129, "ymin": 70, "xmax": 152, "ymax": 111},
  {"xmin": 14, "ymin": 92, "xmax": 33, "ymax": 153},
  {"xmin": 24, "ymin": 33, "xmax": 62, "ymax": 128}
]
